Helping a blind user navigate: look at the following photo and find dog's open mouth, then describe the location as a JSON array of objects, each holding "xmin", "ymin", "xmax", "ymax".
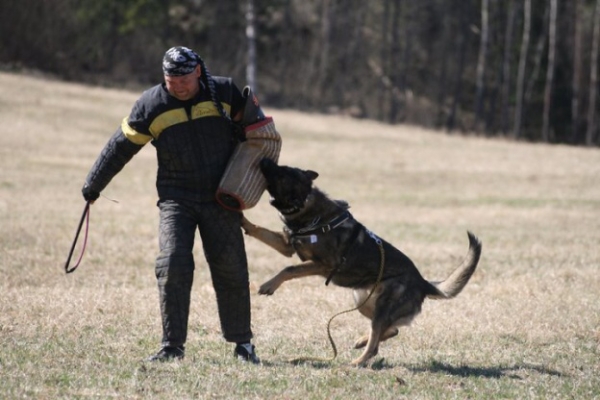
[
  {"xmin": 269, "ymin": 196, "xmax": 302, "ymax": 215},
  {"xmin": 278, "ymin": 206, "xmax": 301, "ymax": 215},
  {"xmin": 269, "ymin": 192, "xmax": 316, "ymax": 216}
]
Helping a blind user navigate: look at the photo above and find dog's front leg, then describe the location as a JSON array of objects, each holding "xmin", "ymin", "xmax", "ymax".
[
  {"xmin": 259, "ymin": 260, "xmax": 324, "ymax": 295},
  {"xmin": 241, "ymin": 216, "xmax": 295, "ymax": 257}
]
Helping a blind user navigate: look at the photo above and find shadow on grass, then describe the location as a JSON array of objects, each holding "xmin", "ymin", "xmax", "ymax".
[
  {"xmin": 408, "ymin": 360, "xmax": 565, "ymax": 379},
  {"xmin": 286, "ymin": 359, "xmax": 335, "ymax": 370},
  {"xmin": 275, "ymin": 357, "xmax": 565, "ymax": 378}
]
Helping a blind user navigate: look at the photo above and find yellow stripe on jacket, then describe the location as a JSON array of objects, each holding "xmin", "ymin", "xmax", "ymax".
[{"xmin": 121, "ymin": 101, "xmax": 232, "ymax": 144}]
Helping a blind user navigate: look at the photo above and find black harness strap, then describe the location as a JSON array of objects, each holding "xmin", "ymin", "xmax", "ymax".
[
  {"xmin": 324, "ymin": 221, "xmax": 363, "ymax": 286},
  {"xmin": 290, "ymin": 211, "xmax": 351, "ymax": 236},
  {"xmin": 285, "ymin": 210, "xmax": 363, "ymax": 286}
]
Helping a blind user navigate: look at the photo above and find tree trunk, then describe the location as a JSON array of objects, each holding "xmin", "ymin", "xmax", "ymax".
[
  {"xmin": 245, "ymin": 0, "xmax": 257, "ymax": 91},
  {"xmin": 474, "ymin": 0, "xmax": 490, "ymax": 131},
  {"xmin": 500, "ymin": 0, "xmax": 517, "ymax": 135},
  {"xmin": 542, "ymin": 0, "xmax": 558, "ymax": 142},
  {"xmin": 524, "ymin": 6, "xmax": 549, "ymax": 107},
  {"xmin": 340, "ymin": 0, "xmax": 367, "ymax": 114},
  {"xmin": 389, "ymin": 0, "xmax": 402, "ymax": 123},
  {"xmin": 301, "ymin": 0, "xmax": 331, "ymax": 106},
  {"xmin": 513, "ymin": 0, "xmax": 531, "ymax": 139},
  {"xmin": 571, "ymin": 0, "xmax": 583, "ymax": 143},
  {"xmin": 398, "ymin": 0, "xmax": 413, "ymax": 122},
  {"xmin": 275, "ymin": 0, "xmax": 294, "ymax": 102},
  {"xmin": 436, "ymin": 1, "xmax": 452, "ymax": 127},
  {"xmin": 447, "ymin": 1, "xmax": 470, "ymax": 132},
  {"xmin": 378, "ymin": 0, "xmax": 392, "ymax": 121},
  {"xmin": 587, "ymin": 0, "xmax": 600, "ymax": 146},
  {"xmin": 317, "ymin": 0, "xmax": 332, "ymax": 99}
]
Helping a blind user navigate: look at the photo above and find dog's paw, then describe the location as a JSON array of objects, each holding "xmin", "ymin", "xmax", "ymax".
[
  {"xmin": 350, "ymin": 357, "xmax": 369, "ymax": 368},
  {"xmin": 240, "ymin": 217, "xmax": 253, "ymax": 234},
  {"xmin": 351, "ymin": 349, "xmax": 378, "ymax": 367},
  {"xmin": 258, "ymin": 282, "xmax": 277, "ymax": 295}
]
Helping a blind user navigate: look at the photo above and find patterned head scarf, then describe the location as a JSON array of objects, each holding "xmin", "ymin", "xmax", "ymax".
[
  {"xmin": 162, "ymin": 46, "xmax": 200, "ymax": 76},
  {"xmin": 162, "ymin": 46, "xmax": 231, "ymax": 121}
]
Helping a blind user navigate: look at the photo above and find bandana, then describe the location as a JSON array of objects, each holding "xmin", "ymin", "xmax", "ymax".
[{"xmin": 162, "ymin": 46, "xmax": 200, "ymax": 76}]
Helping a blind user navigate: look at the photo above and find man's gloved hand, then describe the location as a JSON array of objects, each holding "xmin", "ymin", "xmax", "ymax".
[{"xmin": 82, "ymin": 183, "xmax": 100, "ymax": 202}]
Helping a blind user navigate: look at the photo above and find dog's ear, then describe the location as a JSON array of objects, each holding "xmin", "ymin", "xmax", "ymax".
[{"xmin": 305, "ymin": 170, "xmax": 319, "ymax": 181}]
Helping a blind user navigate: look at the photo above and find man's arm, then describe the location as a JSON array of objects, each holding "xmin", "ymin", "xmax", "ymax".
[{"xmin": 82, "ymin": 127, "xmax": 144, "ymax": 200}]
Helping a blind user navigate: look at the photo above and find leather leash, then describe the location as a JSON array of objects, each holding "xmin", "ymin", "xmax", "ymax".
[
  {"xmin": 64, "ymin": 201, "xmax": 90, "ymax": 274},
  {"xmin": 290, "ymin": 232, "xmax": 386, "ymax": 365}
]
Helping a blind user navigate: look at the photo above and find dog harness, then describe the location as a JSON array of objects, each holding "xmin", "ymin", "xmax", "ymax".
[
  {"xmin": 284, "ymin": 211, "xmax": 364, "ymax": 285},
  {"xmin": 286, "ymin": 210, "xmax": 352, "ymax": 236}
]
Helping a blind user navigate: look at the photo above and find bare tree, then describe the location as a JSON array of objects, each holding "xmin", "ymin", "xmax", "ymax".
[
  {"xmin": 245, "ymin": 0, "xmax": 257, "ymax": 91},
  {"xmin": 500, "ymin": 0, "xmax": 517, "ymax": 135},
  {"xmin": 542, "ymin": 0, "xmax": 558, "ymax": 142},
  {"xmin": 317, "ymin": 0, "xmax": 332, "ymax": 104},
  {"xmin": 300, "ymin": 0, "xmax": 331, "ymax": 105},
  {"xmin": 571, "ymin": 0, "xmax": 583, "ymax": 143},
  {"xmin": 587, "ymin": 0, "xmax": 600, "ymax": 146},
  {"xmin": 474, "ymin": 0, "xmax": 490, "ymax": 131},
  {"xmin": 447, "ymin": 1, "xmax": 471, "ymax": 132},
  {"xmin": 399, "ymin": 0, "xmax": 414, "ymax": 122},
  {"xmin": 376, "ymin": 0, "xmax": 391, "ymax": 120},
  {"xmin": 273, "ymin": 0, "xmax": 295, "ymax": 103},
  {"xmin": 524, "ymin": 7, "xmax": 549, "ymax": 108},
  {"xmin": 436, "ymin": 0, "xmax": 453, "ymax": 127},
  {"xmin": 389, "ymin": 0, "xmax": 402, "ymax": 123},
  {"xmin": 513, "ymin": 0, "xmax": 531, "ymax": 139}
]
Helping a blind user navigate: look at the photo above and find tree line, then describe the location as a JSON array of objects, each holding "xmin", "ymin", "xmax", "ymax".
[{"xmin": 1, "ymin": 0, "xmax": 599, "ymax": 146}]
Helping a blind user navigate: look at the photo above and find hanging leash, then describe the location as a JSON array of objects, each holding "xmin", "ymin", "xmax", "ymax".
[
  {"xmin": 64, "ymin": 201, "xmax": 91, "ymax": 274},
  {"xmin": 290, "ymin": 230, "xmax": 386, "ymax": 364},
  {"xmin": 64, "ymin": 194, "xmax": 118, "ymax": 274}
]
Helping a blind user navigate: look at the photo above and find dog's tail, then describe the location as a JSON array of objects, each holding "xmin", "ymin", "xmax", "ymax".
[{"xmin": 426, "ymin": 231, "xmax": 482, "ymax": 300}]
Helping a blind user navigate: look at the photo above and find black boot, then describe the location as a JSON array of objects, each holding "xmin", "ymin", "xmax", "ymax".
[
  {"xmin": 234, "ymin": 343, "xmax": 260, "ymax": 364},
  {"xmin": 147, "ymin": 346, "xmax": 185, "ymax": 362}
]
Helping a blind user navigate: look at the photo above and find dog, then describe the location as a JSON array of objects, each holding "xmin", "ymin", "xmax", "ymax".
[{"xmin": 242, "ymin": 158, "xmax": 482, "ymax": 366}]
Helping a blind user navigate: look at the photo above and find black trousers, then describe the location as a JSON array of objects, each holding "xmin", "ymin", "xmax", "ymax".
[{"xmin": 155, "ymin": 199, "xmax": 252, "ymax": 347}]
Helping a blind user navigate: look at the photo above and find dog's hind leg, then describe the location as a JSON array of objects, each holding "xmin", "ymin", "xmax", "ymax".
[
  {"xmin": 350, "ymin": 321, "xmax": 387, "ymax": 367},
  {"xmin": 353, "ymin": 327, "xmax": 399, "ymax": 349}
]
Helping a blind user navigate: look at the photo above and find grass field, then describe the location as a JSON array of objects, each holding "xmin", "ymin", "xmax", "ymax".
[{"xmin": 1, "ymin": 71, "xmax": 599, "ymax": 399}]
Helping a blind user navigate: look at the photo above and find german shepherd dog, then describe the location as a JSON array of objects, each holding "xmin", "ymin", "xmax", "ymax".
[{"xmin": 242, "ymin": 158, "xmax": 482, "ymax": 366}]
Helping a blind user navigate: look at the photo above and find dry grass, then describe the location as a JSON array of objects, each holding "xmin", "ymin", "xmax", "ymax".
[{"xmin": 1, "ymin": 71, "xmax": 599, "ymax": 399}]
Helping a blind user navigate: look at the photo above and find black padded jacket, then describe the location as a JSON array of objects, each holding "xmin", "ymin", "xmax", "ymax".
[{"xmin": 85, "ymin": 77, "xmax": 244, "ymax": 202}]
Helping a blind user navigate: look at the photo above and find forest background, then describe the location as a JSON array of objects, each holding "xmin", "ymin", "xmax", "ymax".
[{"xmin": 1, "ymin": 0, "xmax": 600, "ymax": 146}]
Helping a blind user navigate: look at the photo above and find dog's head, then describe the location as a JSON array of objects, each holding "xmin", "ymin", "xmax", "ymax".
[{"xmin": 260, "ymin": 158, "xmax": 318, "ymax": 215}]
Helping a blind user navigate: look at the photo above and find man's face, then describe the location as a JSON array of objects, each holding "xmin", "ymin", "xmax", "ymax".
[{"xmin": 164, "ymin": 65, "xmax": 201, "ymax": 101}]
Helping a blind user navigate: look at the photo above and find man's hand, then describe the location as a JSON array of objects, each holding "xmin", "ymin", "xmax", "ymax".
[{"xmin": 82, "ymin": 183, "xmax": 99, "ymax": 202}]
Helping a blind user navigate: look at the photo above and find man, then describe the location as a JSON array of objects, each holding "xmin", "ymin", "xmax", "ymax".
[{"xmin": 82, "ymin": 46, "xmax": 260, "ymax": 364}]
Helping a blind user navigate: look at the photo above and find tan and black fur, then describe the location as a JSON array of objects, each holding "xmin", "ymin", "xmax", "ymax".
[{"xmin": 243, "ymin": 158, "xmax": 482, "ymax": 366}]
